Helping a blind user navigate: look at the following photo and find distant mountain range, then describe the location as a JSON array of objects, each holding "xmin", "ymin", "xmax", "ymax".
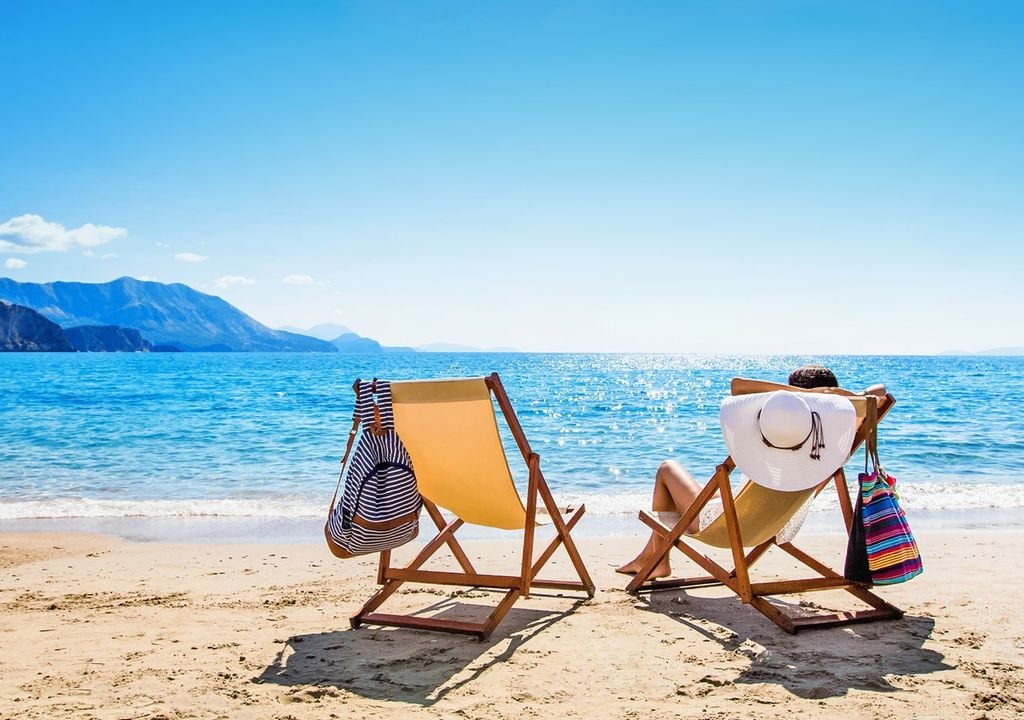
[
  {"xmin": 277, "ymin": 323, "xmax": 352, "ymax": 341},
  {"xmin": 0, "ymin": 277, "xmax": 334, "ymax": 352},
  {"xmin": 277, "ymin": 329, "xmax": 511, "ymax": 353},
  {"xmin": 276, "ymin": 324, "xmax": 518, "ymax": 353},
  {"xmin": 0, "ymin": 276, "xmax": 518, "ymax": 353},
  {"xmin": 414, "ymin": 342, "xmax": 518, "ymax": 352},
  {"xmin": 277, "ymin": 323, "xmax": 415, "ymax": 353},
  {"xmin": 939, "ymin": 347, "xmax": 1024, "ymax": 357}
]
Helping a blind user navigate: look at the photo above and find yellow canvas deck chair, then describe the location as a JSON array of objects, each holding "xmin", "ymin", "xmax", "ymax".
[
  {"xmin": 350, "ymin": 373, "xmax": 596, "ymax": 640},
  {"xmin": 625, "ymin": 378, "xmax": 903, "ymax": 633}
]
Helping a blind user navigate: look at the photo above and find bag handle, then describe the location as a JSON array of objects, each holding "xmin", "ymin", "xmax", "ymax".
[
  {"xmin": 369, "ymin": 378, "xmax": 385, "ymax": 435},
  {"xmin": 328, "ymin": 379, "xmax": 363, "ymax": 513},
  {"xmin": 863, "ymin": 395, "xmax": 879, "ymax": 476},
  {"xmin": 862, "ymin": 395, "xmax": 891, "ymax": 485}
]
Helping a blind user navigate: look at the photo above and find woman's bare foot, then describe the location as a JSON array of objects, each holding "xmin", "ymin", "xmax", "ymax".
[
  {"xmin": 615, "ymin": 557, "xmax": 643, "ymax": 575},
  {"xmin": 615, "ymin": 555, "xmax": 672, "ymax": 579}
]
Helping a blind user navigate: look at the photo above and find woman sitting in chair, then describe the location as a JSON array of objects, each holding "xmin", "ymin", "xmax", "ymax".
[{"xmin": 615, "ymin": 365, "xmax": 885, "ymax": 578}]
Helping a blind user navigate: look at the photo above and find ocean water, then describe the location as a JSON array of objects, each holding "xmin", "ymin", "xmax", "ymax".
[{"xmin": 1, "ymin": 353, "xmax": 1023, "ymax": 538}]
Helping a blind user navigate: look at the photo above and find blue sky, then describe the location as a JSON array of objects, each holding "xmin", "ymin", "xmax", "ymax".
[{"xmin": 1, "ymin": 1, "xmax": 1021, "ymax": 353}]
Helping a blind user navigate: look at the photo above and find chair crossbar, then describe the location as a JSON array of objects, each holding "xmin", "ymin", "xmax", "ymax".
[
  {"xmin": 355, "ymin": 612, "xmax": 496, "ymax": 638},
  {"xmin": 750, "ymin": 577, "xmax": 854, "ymax": 595},
  {"xmin": 788, "ymin": 607, "xmax": 904, "ymax": 632}
]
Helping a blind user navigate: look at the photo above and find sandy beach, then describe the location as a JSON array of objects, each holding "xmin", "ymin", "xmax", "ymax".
[{"xmin": 1, "ymin": 528, "xmax": 1021, "ymax": 720}]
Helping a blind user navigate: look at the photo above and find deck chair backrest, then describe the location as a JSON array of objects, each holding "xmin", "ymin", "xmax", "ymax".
[
  {"xmin": 390, "ymin": 378, "xmax": 527, "ymax": 530},
  {"xmin": 732, "ymin": 377, "xmax": 889, "ymax": 443},
  {"xmin": 692, "ymin": 379, "xmax": 890, "ymax": 548}
]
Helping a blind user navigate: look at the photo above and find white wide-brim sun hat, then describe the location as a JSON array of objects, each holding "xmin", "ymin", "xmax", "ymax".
[{"xmin": 720, "ymin": 391, "xmax": 857, "ymax": 492}]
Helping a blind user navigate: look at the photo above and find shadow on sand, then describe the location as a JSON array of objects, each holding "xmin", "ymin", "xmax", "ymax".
[
  {"xmin": 637, "ymin": 590, "xmax": 952, "ymax": 699},
  {"xmin": 255, "ymin": 593, "xmax": 586, "ymax": 706}
]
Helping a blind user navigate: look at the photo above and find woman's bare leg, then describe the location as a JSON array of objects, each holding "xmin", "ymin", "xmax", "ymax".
[{"xmin": 616, "ymin": 461, "xmax": 702, "ymax": 577}]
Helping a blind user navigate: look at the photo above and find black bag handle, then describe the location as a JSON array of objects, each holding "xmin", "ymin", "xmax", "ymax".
[{"xmin": 863, "ymin": 396, "xmax": 879, "ymax": 476}]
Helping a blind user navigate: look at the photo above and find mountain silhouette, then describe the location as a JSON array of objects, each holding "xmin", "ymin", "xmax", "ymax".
[{"xmin": 0, "ymin": 276, "xmax": 336, "ymax": 352}]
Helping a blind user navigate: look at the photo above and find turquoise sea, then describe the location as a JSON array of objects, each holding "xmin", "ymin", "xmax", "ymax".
[{"xmin": 2, "ymin": 353, "xmax": 1023, "ymax": 540}]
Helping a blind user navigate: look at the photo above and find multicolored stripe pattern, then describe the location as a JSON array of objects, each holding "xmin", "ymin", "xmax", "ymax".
[{"xmin": 861, "ymin": 470, "xmax": 923, "ymax": 585}]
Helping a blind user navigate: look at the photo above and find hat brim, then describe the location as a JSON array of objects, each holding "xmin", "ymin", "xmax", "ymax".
[{"xmin": 720, "ymin": 392, "xmax": 857, "ymax": 491}]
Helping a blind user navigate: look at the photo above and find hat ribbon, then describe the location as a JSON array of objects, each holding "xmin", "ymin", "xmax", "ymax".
[{"xmin": 757, "ymin": 409, "xmax": 825, "ymax": 460}]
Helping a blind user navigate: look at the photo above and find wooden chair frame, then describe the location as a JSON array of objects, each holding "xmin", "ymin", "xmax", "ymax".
[
  {"xmin": 350, "ymin": 373, "xmax": 596, "ymax": 640},
  {"xmin": 625, "ymin": 390, "xmax": 904, "ymax": 634}
]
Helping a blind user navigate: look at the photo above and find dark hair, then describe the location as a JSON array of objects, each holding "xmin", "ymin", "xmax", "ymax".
[{"xmin": 788, "ymin": 364, "xmax": 839, "ymax": 389}]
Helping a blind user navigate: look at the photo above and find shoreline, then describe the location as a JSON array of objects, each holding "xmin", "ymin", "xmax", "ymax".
[
  {"xmin": 1, "ymin": 505, "xmax": 1021, "ymax": 545},
  {"xmin": 2, "ymin": 528, "xmax": 1022, "ymax": 719}
]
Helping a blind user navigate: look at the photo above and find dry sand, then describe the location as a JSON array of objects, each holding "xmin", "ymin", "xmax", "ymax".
[{"xmin": 1, "ymin": 528, "xmax": 1021, "ymax": 719}]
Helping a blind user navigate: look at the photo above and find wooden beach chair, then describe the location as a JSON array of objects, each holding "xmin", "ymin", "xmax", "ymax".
[
  {"xmin": 350, "ymin": 373, "xmax": 596, "ymax": 640},
  {"xmin": 624, "ymin": 378, "xmax": 904, "ymax": 633}
]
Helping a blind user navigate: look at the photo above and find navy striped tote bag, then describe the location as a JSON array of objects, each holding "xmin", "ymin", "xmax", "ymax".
[{"xmin": 325, "ymin": 379, "xmax": 423, "ymax": 558}]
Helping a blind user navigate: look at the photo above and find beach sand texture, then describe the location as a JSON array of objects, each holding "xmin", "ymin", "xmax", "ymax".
[{"xmin": 1, "ymin": 530, "xmax": 1021, "ymax": 720}]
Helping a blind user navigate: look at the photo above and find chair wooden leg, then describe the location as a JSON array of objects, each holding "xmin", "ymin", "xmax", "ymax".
[
  {"xmin": 531, "ymin": 503, "xmax": 585, "ymax": 575},
  {"xmin": 748, "ymin": 596, "xmax": 798, "ymax": 634},
  {"xmin": 350, "ymin": 579, "xmax": 403, "ymax": 629},
  {"xmin": 480, "ymin": 589, "xmax": 523, "ymax": 639},
  {"xmin": 537, "ymin": 481, "xmax": 595, "ymax": 596},
  {"xmin": 520, "ymin": 458, "xmax": 540, "ymax": 598},
  {"xmin": 488, "ymin": 372, "xmax": 594, "ymax": 597},
  {"xmin": 423, "ymin": 499, "xmax": 475, "ymax": 574}
]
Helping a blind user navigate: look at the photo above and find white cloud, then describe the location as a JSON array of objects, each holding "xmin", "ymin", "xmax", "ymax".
[
  {"xmin": 214, "ymin": 275, "xmax": 255, "ymax": 289},
  {"xmin": 0, "ymin": 213, "xmax": 126, "ymax": 254},
  {"xmin": 5, "ymin": 258, "xmax": 27, "ymax": 269},
  {"xmin": 136, "ymin": 275, "xmax": 158, "ymax": 282},
  {"xmin": 283, "ymin": 274, "xmax": 314, "ymax": 285},
  {"xmin": 175, "ymin": 252, "xmax": 208, "ymax": 263}
]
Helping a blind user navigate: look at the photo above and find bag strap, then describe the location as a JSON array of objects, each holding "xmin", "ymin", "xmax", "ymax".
[
  {"xmin": 369, "ymin": 378, "xmax": 385, "ymax": 435},
  {"xmin": 329, "ymin": 380, "xmax": 363, "ymax": 513},
  {"xmin": 864, "ymin": 395, "xmax": 879, "ymax": 476}
]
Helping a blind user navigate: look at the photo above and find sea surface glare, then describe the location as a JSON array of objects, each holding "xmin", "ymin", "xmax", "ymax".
[{"xmin": 2, "ymin": 353, "xmax": 1022, "ymax": 538}]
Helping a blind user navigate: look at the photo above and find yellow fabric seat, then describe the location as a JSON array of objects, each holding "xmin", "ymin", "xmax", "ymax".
[
  {"xmin": 391, "ymin": 378, "xmax": 526, "ymax": 530},
  {"xmin": 657, "ymin": 483, "xmax": 816, "ymax": 549}
]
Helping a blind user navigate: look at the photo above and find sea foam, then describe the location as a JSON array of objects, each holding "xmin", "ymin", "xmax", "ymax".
[{"xmin": 1, "ymin": 481, "xmax": 1021, "ymax": 520}]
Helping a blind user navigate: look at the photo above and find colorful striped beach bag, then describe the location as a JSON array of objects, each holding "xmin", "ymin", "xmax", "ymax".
[
  {"xmin": 325, "ymin": 379, "xmax": 423, "ymax": 559},
  {"xmin": 844, "ymin": 410, "xmax": 922, "ymax": 585}
]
